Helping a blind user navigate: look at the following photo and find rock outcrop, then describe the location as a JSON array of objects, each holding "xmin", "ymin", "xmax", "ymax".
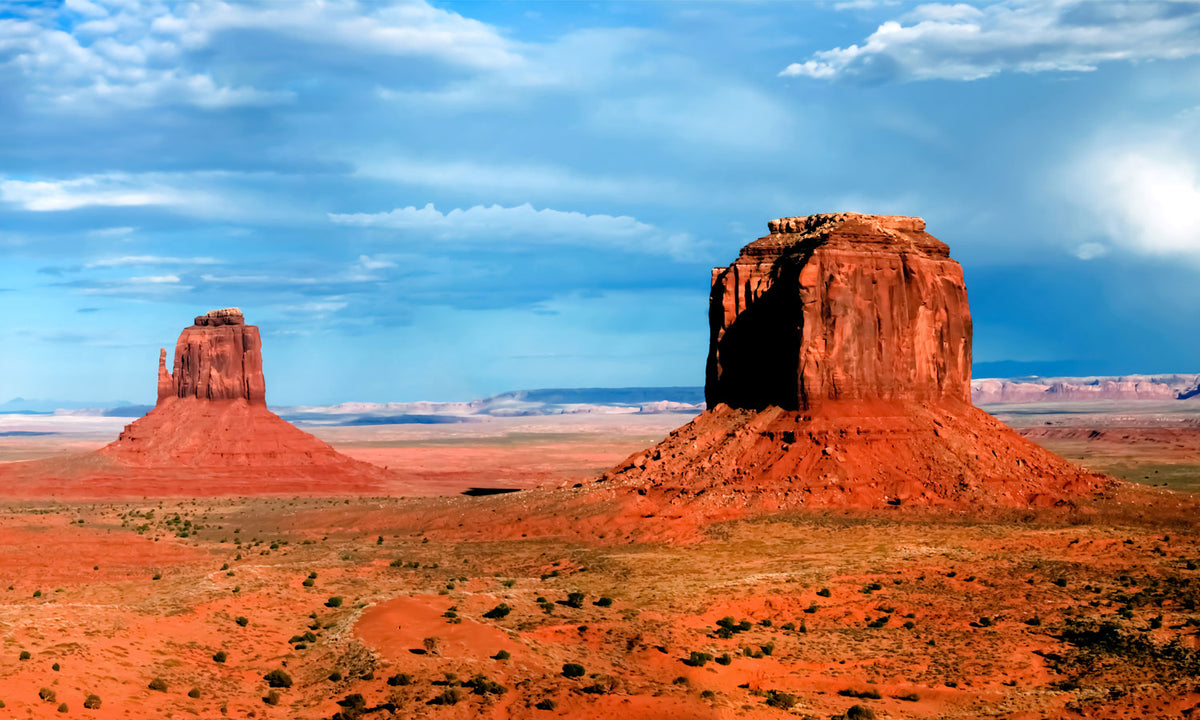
[
  {"xmin": 0, "ymin": 308, "xmax": 404, "ymax": 496},
  {"xmin": 972, "ymin": 377, "xmax": 1187, "ymax": 404},
  {"xmin": 603, "ymin": 213, "xmax": 1109, "ymax": 510},
  {"xmin": 158, "ymin": 308, "xmax": 266, "ymax": 404},
  {"xmin": 706, "ymin": 214, "xmax": 971, "ymax": 410}
]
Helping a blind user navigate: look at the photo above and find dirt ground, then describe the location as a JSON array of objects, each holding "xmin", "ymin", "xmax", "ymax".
[{"xmin": 1, "ymin": 407, "xmax": 1199, "ymax": 718}]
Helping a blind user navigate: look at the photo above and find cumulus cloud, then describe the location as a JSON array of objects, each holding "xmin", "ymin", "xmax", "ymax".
[
  {"xmin": 328, "ymin": 202, "xmax": 696, "ymax": 257},
  {"xmin": 1081, "ymin": 150, "xmax": 1200, "ymax": 259},
  {"xmin": 0, "ymin": 0, "xmax": 518, "ymax": 112},
  {"xmin": 782, "ymin": 0, "xmax": 1200, "ymax": 82}
]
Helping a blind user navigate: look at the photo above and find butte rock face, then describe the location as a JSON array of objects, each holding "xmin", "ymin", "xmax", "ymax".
[
  {"xmin": 6, "ymin": 308, "xmax": 400, "ymax": 496},
  {"xmin": 602, "ymin": 213, "xmax": 1109, "ymax": 509}
]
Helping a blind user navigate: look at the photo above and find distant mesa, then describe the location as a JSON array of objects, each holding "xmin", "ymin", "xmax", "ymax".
[
  {"xmin": 603, "ymin": 213, "xmax": 1109, "ymax": 509},
  {"xmin": 0, "ymin": 309, "xmax": 396, "ymax": 498}
]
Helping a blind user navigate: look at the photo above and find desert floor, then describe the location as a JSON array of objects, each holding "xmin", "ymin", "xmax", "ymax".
[{"xmin": 0, "ymin": 407, "xmax": 1198, "ymax": 719}]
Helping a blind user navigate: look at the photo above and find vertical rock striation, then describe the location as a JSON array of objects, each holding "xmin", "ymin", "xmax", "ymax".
[
  {"xmin": 159, "ymin": 308, "xmax": 266, "ymax": 404},
  {"xmin": 706, "ymin": 213, "xmax": 971, "ymax": 410},
  {"xmin": 602, "ymin": 213, "xmax": 1109, "ymax": 510}
]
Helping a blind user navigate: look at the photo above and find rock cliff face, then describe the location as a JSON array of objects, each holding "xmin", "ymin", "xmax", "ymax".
[
  {"xmin": 91, "ymin": 309, "xmax": 396, "ymax": 489},
  {"xmin": 972, "ymin": 377, "xmax": 1185, "ymax": 404},
  {"xmin": 604, "ymin": 214, "xmax": 1108, "ymax": 510},
  {"xmin": 158, "ymin": 308, "xmax": 266, "ymax": 404},
  {"xmin": 707, "ymin": 214, "xmax": 971, "ymax": 410}
]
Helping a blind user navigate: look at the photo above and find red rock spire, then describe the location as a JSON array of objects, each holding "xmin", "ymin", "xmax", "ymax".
[{"xmin": 157, "ymin": 308, "xmax": 267, "ymax": 405}]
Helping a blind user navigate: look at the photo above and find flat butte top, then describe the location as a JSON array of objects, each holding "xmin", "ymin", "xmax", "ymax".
[{"xmin": 738, "ymin": 212, "xmax": 950, "ymax": 260}]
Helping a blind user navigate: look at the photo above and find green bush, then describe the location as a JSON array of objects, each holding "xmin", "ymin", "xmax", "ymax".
[
  {"xmin": 430, "ymin": 688, "xmax": 461, "ymax": 705},
  {"xmin": 715, "ymin": 653, "xmax": 732, "ymax": 665},
  {"xmin": 387, "ymin": 673, "xmax": 412, "ymax": 686},
  {"xmin": 763, "ymin": 690, "xmax": 796, "ymax": 709},
  {"xmin": 684, "ymin": 651, "xmax": 713, "ymax": 667},
  {"xmin": 846, "ymin": 705, "xmax": 876, "ymax": 720},
  {"xmin": 565, "ymin": 592, "xmax": 585, "ymax": 609},
  {"xmin": 213, "ymin": 650, "xmax": 227, "ymax": 663},
  {"xmin": 595, "ymin": 597, "xmax": 614, "ymax": 607},
  {"xmin": 562, "ymin": 663, "xmax": 585, "ymax": 678},
  {"xmin": 188, "ymin": 688, "xmax": 201, "ymax": 698},
  {"xmin": 483, "ymin": 603, "xmax": 511, "ymax": 619},
  {"xmin": 264, "ymin": 669, "xmax": 293, "ymax": 688},
  {"xmin": 328, "ymin": 671, "xmax": 343, "ymax": 682},
  {"xmin": 817, "ymin": 588, "xmax": 832, "ymax": 597},
  {"xmin": 493, "ymin": 650, "xmax": 511, "ymax": 660},
  {"xmin": 52, "ymin": 662, "xmax": 60, "ymax": 671},
  {"xmin": 235, "ymin": 616, "xmax": 249, "ymax": 627},
  {"xmin": 18, "ymin": 651, "xmax": 30, "ymax": 661},
  {"xmin": 326, "ymin": 596, "xmax": 343, "ymax": 608}
]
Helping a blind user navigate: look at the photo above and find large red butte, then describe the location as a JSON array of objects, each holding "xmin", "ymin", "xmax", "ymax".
[{"xmin": 604, "ymin": 213, "xmax": 1108, "ymax": 509}]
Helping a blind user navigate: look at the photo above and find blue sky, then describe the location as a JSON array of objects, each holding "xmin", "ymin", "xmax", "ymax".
[{"xmin": 2, "ymin": 0, "xmax": 1200, "ymax": 405}]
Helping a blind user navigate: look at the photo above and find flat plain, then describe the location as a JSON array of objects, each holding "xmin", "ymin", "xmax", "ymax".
[{"xmin": 1, "ymin": 406, "xmax": 1198, "ymax": 719}]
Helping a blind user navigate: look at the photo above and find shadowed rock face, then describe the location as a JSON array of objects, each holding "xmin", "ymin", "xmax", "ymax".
[
  {"xmin": 706, "ymin": 213, "xmax": 971, "ymax": 411},
  {"xmin": 603, "ymin": 212, "xmax": 1109, "ymax": 511},
  {"xmin": 157, "ymin": 308, "xmax": 266, "ymax": 404}
]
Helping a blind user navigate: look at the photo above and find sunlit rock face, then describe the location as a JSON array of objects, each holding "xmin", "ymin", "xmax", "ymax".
[{"xmin": 705, "ymin": 213, "xmax": 971, "ymax": 411}]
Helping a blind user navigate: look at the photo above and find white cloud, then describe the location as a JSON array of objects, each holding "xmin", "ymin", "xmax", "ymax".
[
  {"xmin": 86, "ymin": 256, "xmax": 221, "ymax": 268},
  {"xmin": 1, "ymin": 0, "xmax": 518, "ymax": 112},
  {"xmin": 1085, "ymin": 151, "xmax": 1200, "ymax": 257},
  {"xmin": 0, "ymin": 175, "xmax": 182, "ymax": 211},
  {"xmin": 1073, "ymin": 242, "xmax": 1109, "ymax": 260},
  {"xmin": 355, "ymin": 255, "xmax": 396, "ymax": 271},
  {"xmin": 353, "ymin": 155, "xmax": 692, "ymax": 205},
  {"xmin": 782, "ymin": 0, "xmax": 1200, "ymax": 82},
  {"xmin": 329, "ymin": 202, "xmax": 696, "ymax": 257},
  {"xmin": 128, "ymin": 274, "xmax": 180, "ymax": 284}
]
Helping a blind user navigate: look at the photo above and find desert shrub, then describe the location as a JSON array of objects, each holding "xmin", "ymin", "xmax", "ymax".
[
  {"xmin": 760, "ymin": 642, "xmax": 775, "ymax": 656},
  {"xmin": 565, "ymin": 592, "xmax": 585, "ymax": 609},
  {"xmin": 19, "ymin": 651, "xmax": 30, "ymax": 661},
  {"xmin": 838, "ymin": 688, "xmax": 882, "ymax": 699},
  {"xmin": 263, "ymin": 690, "xmax": 280, "ymax": 705},
  {"xmin": 328, "ymin": 671, "xmax": 343, "ymax": 682},
  {"xmin": 535, "ymin": 699, "xmax": 556, "ymax": 710},
  {"xmin": 817, "ymin": 588, "xmax": 832, "ymax": 597},
  {"xmin": 235, "ymin": 616, "xmax": 249, "ymax": 627},
  {"xmin": 302, "ymin": 578, "xmax": 315, "ymax": 587},
  {"xmin": 464, "ymin": 674, "xmax": 506, "ymax": 695},
  {"xmin": 39, "ymin": 687, "xmax": 57, "ymax": 702},
  {"xmin": 582, "ymin": 675, "xmax": 619, "ymax": 694},
  {"xmin": 804, "ymin": 603, "xmax": 819, "ymax": 614},
  {"xmin": 483, "ymin": 603, "xmax": 511, "ymax": 619},
  {"xmin": 213, "ymin": 650, "xmax": 227, "ymax": 663},
  {"xmin": 338, "ymin": 693, "xmax": 366, "ymax": 709},
  {"xmin": 387, "ymin": 673, "xmax": 412, "ymax": 686},
  {"xmin": 326, "ymin": 596, "xmax": 344, "ymax": 608},
  {"xmin": 430, "ymin": 688, "xmax": 461, "ymax": 705},
  {"xmin": 595, "ymin": 597, "xmax": 613, "ymax": 607},
  {"xmin": 896, "ymin": 692, "xmax": 920, "ymax": 701},
  {"xmin": 57, "ymin": 702, "xmax": 68, "ymax": 713},
  {"xmin": 684, "ymin": 651, "xmax": 713, "ymax": 667},
  {"xmin": 33, "ymin": 590, "xmax": 42, "ymax": 597},
  {"xmin": 52, "ymin": 662, "xmax": 60, "ymax": 671},
  {"xmin": 83, "ymin": 694, "xmax": 101, "ymax": 709},
  {"xmin": 866, "ymin": 615, "xmax": 890, "ymax": 628},
  {"xmin": 188, "ymin": 688, "xmax": 201, "ymax": 698},
  {"xmin": 153, "ymin": 573, "xmax": 162, "ymax": 580},
  {"xmin": 422, "ymin": 636, "xmax": 440, "ymax": 654},
  {"xmin": 148, "ymin": 678, "xmax": 167, "ymax": 692},
  {"xmin": 264, "ymin": 669, "xmax": 293, "ymax": 688},
  {"xmin": 903, "ymin": 620, "xmax": 915, "ymax": 629},
  {"xmin": 493, "ymin": 650, "xmax": 511, "ymax": 660},
  {"xmin": 562, "ymin": 663, "xmax": 585, "ymax": 678},
  {"xmin": 781, "ymin": 622, "xmax": 796, "ymax": 631},
  {"xmin": 763, "ymin": 690, "xmax": 797, "ymax": 709},
  {"xmin": 846, "ymin": 705, "xmax": 876, "ymax": 720},
  {"xmin": 715, "ymin": 653, "xmax": 732, "ymax": 665}
]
